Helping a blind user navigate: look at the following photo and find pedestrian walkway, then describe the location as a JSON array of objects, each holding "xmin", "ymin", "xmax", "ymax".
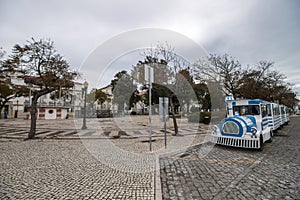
[{"xmin": 0, "ymin": 139, "xmax": 156, "ymax": 199}]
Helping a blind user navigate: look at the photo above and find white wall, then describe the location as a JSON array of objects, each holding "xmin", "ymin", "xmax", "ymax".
[{"xmin": 45, "ymin": 108, "xmax": 57, "ymax": 119}]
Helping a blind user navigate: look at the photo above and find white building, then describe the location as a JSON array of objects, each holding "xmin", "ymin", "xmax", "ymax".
[
  {"xmin": 97, "ymin": 85, "xmax": 114, "ymax": 111},
  {"xmin": 3, "ymin": 75, "xmax": 84, "ymax": 119}
]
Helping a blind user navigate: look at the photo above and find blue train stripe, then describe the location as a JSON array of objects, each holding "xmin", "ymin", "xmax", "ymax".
[{"xmin": 248, "ymin": 100, "xmax": 260, "ymax": 105}]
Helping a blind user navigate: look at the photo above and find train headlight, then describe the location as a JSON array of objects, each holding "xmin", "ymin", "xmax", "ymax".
[
  {"xmin": 211, "ymin": 125, "xmax": 218, "ymax": 135},
  {"xmin": 250, "ymin": 127, "xmax": 257, "ymax": 136}
]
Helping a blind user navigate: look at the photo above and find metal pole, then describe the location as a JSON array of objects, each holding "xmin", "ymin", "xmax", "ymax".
[
  {"xmin": 163, "ymin": 99, "xmax": 167, "ymax": 149},
  {"xmin": 29, "ymin": 87, "xmax": 32, "ymax": 106},
  {"xmin": 82, "ymin": 88, "xmax": 87, "ymax": 129},
  {"xmin": 149, "ymin": 67, "xmax": 152, "ymax": 151}
]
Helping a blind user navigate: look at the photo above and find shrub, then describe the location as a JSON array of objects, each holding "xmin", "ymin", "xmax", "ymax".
[
  {"xmin": 130, "ymin": 111, "xmax": 137, "ymax": 115},
  {"xmin": 190, "ymin": 106, "xmax": 200, "ymax": 113},
  {"xmin": 188, "ymin": 112, "xmax": 200, "ymax": 123},
  {"xmin": 188, "ymin": 111, "xmax": 211, "ymax": 124}
]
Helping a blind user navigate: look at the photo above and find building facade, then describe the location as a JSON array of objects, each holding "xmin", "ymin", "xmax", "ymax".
[{"xmin": 3, "ymin": 76, "xmax": 84, "ymax": 119}]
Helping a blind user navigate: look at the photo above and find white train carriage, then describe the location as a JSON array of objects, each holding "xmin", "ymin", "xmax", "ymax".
[
  {"xmin": 211, "ymin": 97, "xmax": 272, "ymax": 150},
  {"xmin": 280, "ymin": 105, "xmax": 290, "ymax": 125},
  {"xmin": 267, "ymin": 103, "xmax": 290, "ymax": 132},
  {"xmin": 266, "ymin": 103, "xmax": 282, "ymax": 132}
]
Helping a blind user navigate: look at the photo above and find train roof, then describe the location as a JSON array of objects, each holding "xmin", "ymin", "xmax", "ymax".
[
  {"xmin": 225, "ymin": 98, "xmax": 268, "ymax": 104},
  {"xmin": 224, "ymin": 96, "xmax": 288, "ymax": 107},
  {"xmin": 225, "ymin": 98, "xmax": 287, "ymax": 107}
]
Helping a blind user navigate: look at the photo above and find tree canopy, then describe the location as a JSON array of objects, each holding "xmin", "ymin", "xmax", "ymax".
[
  {"xmin": 86, "ymin": 89, "xmax": 109, "ymax": 106},
  {"xmin": 0, "ymin": 48, "xmax": 29, "ymax": 118},
  {"xmin": 130, "ymin": 43, "xmax": 201, "ymax": 134},
  {"xmin": 7, "ymin": 38, "xmax": 79, "ymax": 138},
  {"xmin": 110, "ymin": 70, "xmax": 137, "ymax": 112},
  {"xmin": 195, "ymin": 54, "xmax": 298, "ymax": 108}
]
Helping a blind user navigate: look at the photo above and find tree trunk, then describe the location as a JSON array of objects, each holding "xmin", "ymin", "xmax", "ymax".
[
  {"xmin": 28, "ymin": 88, "xmax": 53, "ymax": 139},
  {"xmin": 28, "ymin": 96, "xmax": 38, "ymax": 139},
  {"xmin": 170, "ymin": 97, "xmax": 178, "ymax": 135}
]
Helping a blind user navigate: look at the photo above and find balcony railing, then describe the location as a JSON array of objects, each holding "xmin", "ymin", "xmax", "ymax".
[{"xmin": 24, "ymin": 100, "xmax": 72, "ymax": 107}]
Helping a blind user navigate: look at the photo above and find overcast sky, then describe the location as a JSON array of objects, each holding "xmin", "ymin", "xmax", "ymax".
[{"xmin": 1, "ymin": 0, "xmax": 299, "ymax": 96}]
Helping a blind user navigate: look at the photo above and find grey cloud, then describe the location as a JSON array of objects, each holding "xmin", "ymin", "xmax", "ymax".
[{"xmin": 0, "ymin": 0, "xmax": 299, "ymax": 96}]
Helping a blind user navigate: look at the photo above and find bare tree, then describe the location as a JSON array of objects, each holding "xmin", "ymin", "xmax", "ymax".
[
  {"xmin": 194, "ymin": 54, "xmax": 242, "ymax": 97},
  {"xmin": 195, "ymin": 54, "xmax": 298, "ymax": 108},
  {"xmin": 238, "ymin": 61, "xmax": 298, "ymax": 106},
  {"xmin": 132, "ymin": 43, "xmax": 196, "ymax": 135}
]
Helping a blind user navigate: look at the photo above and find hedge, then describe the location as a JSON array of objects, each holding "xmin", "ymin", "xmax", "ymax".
[{"xmin": 188, "ymin": 111, "xmax": 211, "ymax": 124}]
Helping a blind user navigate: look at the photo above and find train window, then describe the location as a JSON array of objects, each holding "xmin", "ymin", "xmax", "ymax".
[
  {"xmin": 272, "ymin": 104, "xmax": 279, "ymax": 115},
  {"xmin": 233, "ymin": 105, "xmax": 260, "ymax": 116},
  {"xmin": 267, "ymin": 104, "xmax": 272, "ymax": 116},
  {"xmin": 280, "ymin": 106, "xmax": 284, "ymax": 114},
  {"xmin": 261, "ymin": 104, "xmax": 267, "ymax": 117}
]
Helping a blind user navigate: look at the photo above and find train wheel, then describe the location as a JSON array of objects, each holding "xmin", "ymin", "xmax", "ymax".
[
  {"xmin": 271, "ymin": 130, "xmax": 274, "ymax": 137},
  {"xmin": 266, "ymin": 131, "xmax": 273, "ymax": 143}
]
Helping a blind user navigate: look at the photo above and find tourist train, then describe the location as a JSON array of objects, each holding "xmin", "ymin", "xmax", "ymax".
[{"xmin": 211, "ymin": 96, "xmax": 289, "ymax": 150}]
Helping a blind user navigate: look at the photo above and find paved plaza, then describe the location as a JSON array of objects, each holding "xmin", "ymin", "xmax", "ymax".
[
  {"xmin": 0, "ymin": 116, "xmax": 299, "ymax": 199},
  {"xmin": 0, "ymin": 115, "xmax": 208, "ymax": 199}
]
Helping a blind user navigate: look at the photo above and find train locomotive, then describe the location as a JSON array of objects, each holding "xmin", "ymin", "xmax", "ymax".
[{"xmin": 211, "ymin": 96, "xmax": 289, "ymax": 150}]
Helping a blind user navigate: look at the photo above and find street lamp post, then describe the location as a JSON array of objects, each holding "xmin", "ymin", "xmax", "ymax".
[
  {"xmin": 145, "ymin": 65, "xmax": 154, "ymax": 151},
  {"xmin": 81, "ymin": 81, "xmax": 88, "ymax": 130}
]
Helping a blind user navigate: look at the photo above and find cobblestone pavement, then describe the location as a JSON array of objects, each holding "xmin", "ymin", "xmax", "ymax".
[
  {"xmin": 0, "ymin": 117, "xmax": 208, "ymax": 144},
  {"xmin": 0, "ymin": 140, "xmax": 155, "ymax": 199},
  {"xmin": 159, "ymin": 116, "xmax": 300, "ymax": 200},
  {"xmin": 0, "ymin": 116, "xmax": 209, "ymax": 199}
]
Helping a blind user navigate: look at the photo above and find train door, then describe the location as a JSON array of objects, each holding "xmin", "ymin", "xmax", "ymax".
[{"xmin": 260, "ymin": 103, "xmax": 269, "ymax": 131}]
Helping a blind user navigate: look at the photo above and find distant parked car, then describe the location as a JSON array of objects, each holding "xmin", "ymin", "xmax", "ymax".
[
  {"xmin": 296, "ymin": 110, "xmax": 300, "ymax": 115},
  {"xmin": 96, "ymin": 110, "xmax": 112, "ymax": 118}
]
